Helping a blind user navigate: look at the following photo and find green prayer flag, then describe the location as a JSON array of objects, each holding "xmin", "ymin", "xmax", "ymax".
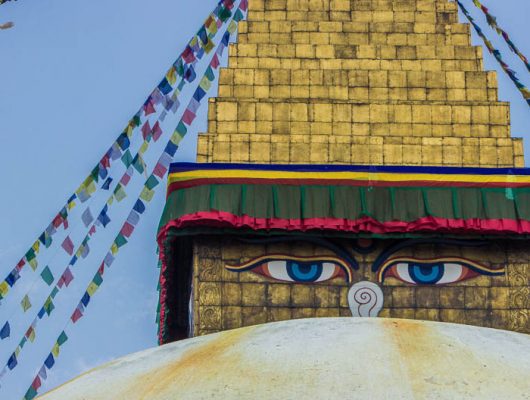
[
  {"xmin": 115, "ymin": 234, "xmax": 128, "ymax": 248},
  {"xmin": 93, "ymin": 272, "xmax": 103, "ymax": 287},
  {"xmin": 44, "ymin": 297, "xmax": 55, "ymax": 316},
  {"xmin": 51, "ymin": 287, "xmax": 59, "ymax": 299},
  {"xmin": 57, "ymin": 331, "xmax": 68, "ymax": 346},
  {"xmin": 205, "ymin": 66, "xmax": 215, "ymax": 81},
  {"xmin": 145, "ymin": 175, "xmax": 159, "ymax": 190},
  {"xmin": 25, "ymin": 248, "xmax": 36, "ymax": 262},
  {"xmin": 40, "ymin": 266, "xmax": 54, "ymax": 286},
  {"xmin": 132, "ymin": 155, "xmax": 145, "ymax": 174},
  {"xmin": 132, "ymin": 114, "xmax": 141, "ymax": 127},
  {"xmin": 121, "ymin": 150, "xmax": 133, "ymax": 168},
  {"xmin": 90, "ymin": 166, "xmax": 99, "ymax": 182},
  {"xmin": 21, "ymin": 295, "xmax": 31, "ymax": 312},
  {"xmin": 24, "ymin": 387, "xmax": 38, "ymax": 400},
  {"xmin": 176, "ymin": 121, "xmax": 187, "ymax": 136}
]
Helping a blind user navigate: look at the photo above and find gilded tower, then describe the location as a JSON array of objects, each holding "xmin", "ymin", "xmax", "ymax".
[{"xmin": 157, "ymin": 0, "xmax": 530, "ymax": 342}]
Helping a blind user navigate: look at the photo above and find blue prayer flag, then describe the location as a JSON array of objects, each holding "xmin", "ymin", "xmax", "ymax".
[
  {"xmin": 197, "ymin": 26, "xmax": 208, "ymax": 45},
  {"xmin": 102, "ymin": 177, "xmax": 112, "ymax": 190},
  {"xmin": 6, "ymin": 270, "xmax": 19, "ymax": 287},
  {"xmin": 7, "ymin": 353, "xmax": 17, "ymax": 370},
  {"xmin": 44, "ymin": 353, "xmax": 55, "ymax": 369},
  {"xmin": 117, "ymin": 133, "xmax": 130, "ymax": 151},
  {"xmin": 0, "ymin": 321, "xmax": 10, "ymax": 339},
  {"xmin": 184, "ymin": 65, "xmax": 196, "ymax": 82},
  {"xmin": 81, "ymin": 292, "xmax": 90, "ymax": 307},
  {"xmin": 222, "ymin": 31, "xmax": 230, "ymax": 46},
  {"xmin": 157, "ymin": 78, "xmax": 173, "ymax": 95},
  {"xmin": 133, "ymin": 199, "xmax": 146, "ymax": 214},
  {"xmin": 164, "ymin": 141, "xmax": 178, "ymax": 157},
  {"xmin": 37, "ymin": 307, "xmax": 45, "ymax": 319},
  {"xmin": 193, "ymin": 87, "xmax": 206, "ymax": 102}
]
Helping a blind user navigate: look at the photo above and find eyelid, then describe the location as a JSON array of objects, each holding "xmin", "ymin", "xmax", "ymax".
[
  {"xmin": 226, "ymin": 254, "xmax": 353, "ymax": 283},
  {"xmin": 377, "ymin": 257, "xmax": 505, "ymax": 283}
]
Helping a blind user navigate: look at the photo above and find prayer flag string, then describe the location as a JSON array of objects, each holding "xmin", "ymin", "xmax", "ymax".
[
  {"xmin": 21, "ymin": 10, "xmax": 244, "ymax": 397},
  {"xmin": 470, "ymin": 0, "xmax": 530, "ymax": 73},
  {"xmin": 0, "ymin": 0, "xmax": 233, "ymax": 308},
  {"xmin": 456, "ymin": 0, "xmax": 530, "ymax": 106},
  {"xmin": 0, "ymin": 1, "xmax": 240, "ymax": 388}
]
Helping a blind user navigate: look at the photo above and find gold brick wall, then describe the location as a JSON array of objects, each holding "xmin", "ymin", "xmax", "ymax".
[
  {"xmin": 186, "ymin": 0, "xmax": 530, "ymax": 337},
  {"xmin": 191, "ymin": 237, "xmax": 530, "ymax": 336},
  {"xmin": 197, "ymin": 0, "xmax": 525, "ymax": 167}
]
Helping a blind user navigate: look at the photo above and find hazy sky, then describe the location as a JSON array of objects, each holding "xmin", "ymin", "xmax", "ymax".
[{"xmin": 0, "ymin": 0, "xmax": 529, "ymax": 398}]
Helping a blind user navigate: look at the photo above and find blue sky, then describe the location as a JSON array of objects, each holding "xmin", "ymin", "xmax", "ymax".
[{"xmin": 0, "ymin": 0, "xmax": 529, "ymax": 398}]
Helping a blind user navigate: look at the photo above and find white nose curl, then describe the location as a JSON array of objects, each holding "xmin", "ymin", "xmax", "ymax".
[{"xmin": 348, "ymin": 281, "xmax": 384, "ymax": 318}]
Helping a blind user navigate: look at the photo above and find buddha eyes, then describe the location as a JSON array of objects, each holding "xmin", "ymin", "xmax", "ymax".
[
  {"xmin": 379, "ymin": 258, "xmax": 505, "ymax": 285},
  {"xmin": 226, "ymin": 255, "xmax": 352, "ymax": 283}
]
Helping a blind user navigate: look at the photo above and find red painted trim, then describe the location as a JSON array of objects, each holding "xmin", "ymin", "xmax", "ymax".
[
  {"xmin": 157, "ymin": 211, "xmax": 530, "ymax": 240},
  {"xmin": 167, "ymin": 177, "xmax": 530, "ymax": 197},
  {"xmin": 157, "ymin": 230, "xmax": 169, "ymax": 345}
]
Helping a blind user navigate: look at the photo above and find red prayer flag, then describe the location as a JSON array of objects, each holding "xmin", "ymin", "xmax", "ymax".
[
  {"xmin": 61, "ymin": 236, "xmax": 74, "ymax": 255},
  {"xmin": 182, "ymin": 109, "xmax": 196, "ymax": 125},
  {"xmin": 98, "ymin": 263, "xmax": 105, "ymax": 276},
  {"xmin": 143, "ymin": 99, "xmax": 156, "ymax": 116},
  {"xmin": 152, "ymin": 121, "xmax": 163, "ymax": 141},
  {"xmin": 52, "ymin": 214, "xmax": 63, "ymax": 228},
  {"xmin": 25, "ymin": 326, "xmax": 33, "ymax": 339},
  {"xmin": 182, "ymin": 46, "xmax": 195, "ymax": 63},
  {"xmin": 71, "ymin": 308, "xmax": 83, "ymax": 323},
  {"xmin": 31, "ymin": 376, "xmax": 41, "ymax": 390},
  {"xmin": 120, "ymin": 222, "xmax": 134, "ymax": 238},
  {"xmin": 153, "ymin": 162, "xmax": 168, "ymax": 178},
  {"xmin": 61, "ymin": 268, "xmax": 74, "ymax": 287},
  {"xmin": 89, "ymin": 225, "xmax": 96, "ymax": 236},
  {"xmin": 120, "ymin": 172, "xmax": 131, "ymax": 186},
  {"xmin": 16, "ymin": 259, "xmax": 25, "ymax": 270},
  {"xmin": 100, "ymin": 154, "xmax": 110, "ymax": 168},
  {"xmin": 211, "ymin": 54, "xmax": 220, "ymax": 69},
  {"xmin": 141, "ymin": 121, "xmax": 151, "ymax": 140}
]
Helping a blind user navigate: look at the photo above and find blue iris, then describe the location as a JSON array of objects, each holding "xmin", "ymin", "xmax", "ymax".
[
  {"xmin": 408, "ymin": 264, "xmax": 444, "ymax": 284},
  {"xmin": 286, "ymin": 261, "xmax": 323, "ymax": 282}
]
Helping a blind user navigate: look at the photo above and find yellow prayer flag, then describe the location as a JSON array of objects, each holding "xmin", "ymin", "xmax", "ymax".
[
  {"xmin": 166, "ymin": 67, "xmax": 177, "ymax": 85},
  {"xmin": 190, "ymin": 37, "xmax": 198, "ymax": 47},
  {"xmin": 140, "ymin": 187, "xmax": 155, "ymax": 202},
  {"xmin": 15, "ymin": 347, "xmax": 21, "ymax": 357},
  {"xmin": 170, "ymin": 132, "xmax": 183, "ymax": 146},
  {"xmin": 126, "ymin": 124, "xmax": 134, "ymax": 138},
  {"xmin": 68, "ymin": 199, "xmax": 76, "ymax": 210},
  {"xmin": 52, "ymin": 343, "xmax": 60, "ymax": 357},
  {"xmin": 21, "ymin": 295, "xmax": 31, "ymax": 312},
  {"xmin": 87, "ymin": 282, "xmax": 99, "ymax": 296},
  {"xmin": 111, "ymin": 243, "xmax": 119, "ymax": 255},
  {"xmin": 228, "ymin": 20, "xmax": 237, "ymax": 34},
  {"xmin": 139, "ymin": 141, "xmax": 149, "ymax": 155},
  {"xmin": 29, "ymin": 258, "xmax": 38, "ymax": 271},
  {"xmin": 107, "ymin": 196, "xmax": 114, "ymax": 206},
  {"xmin": 86, "ymin": 180, "xmax": 97, "ymax": 195},
  {"xmin": 0, "ymin": 281, "xmax": 9, "ymax": 296},
  {"xmin": 28, "ymin": 330, "xmax": 36, "ymax": 343},
  {"xmin": 203, "ymin": 39, "xmax": 215, "ymax": 54},
  {"xmin": 32, "ymin": 241, "xmax": 40, "ymax": 253}
]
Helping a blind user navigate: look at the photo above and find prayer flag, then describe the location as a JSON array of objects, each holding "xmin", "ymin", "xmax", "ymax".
[
  {"xmin": 166, "ymin": 67, "xmax": 177, "ymax": 85},
  {"xmin": 114, "ymin": 184, "xmax": 127, "ymax": 202},
  {"xmin": 0, "ymin": 322, "xmax": 10, "ymax": 340},
  {"xmin": 21, "ymin": 295, "xmax": 32, "ymax": 312},
  {"xmin": 145, "ymin": 175, "xmax": 160, "ymax": 190},
  {"xmin": 7, "ymin": 353, "xmax": 17, "ymax": 370},
  {"xmin": 133, "ymin": 199, "xmax": 146, "ymax": 214},
  {"xmin": 120, "ymin": 222, "xmax": 134, "ymax": 238},
  {"xmin": 182, "ymin": 46, "xmax": 195, "ymax": 63},
  {"xmin": 81, "ymin": 292, "xmax": 91, "ymax": 307},
  {"xmin": 44, "ymin": 297, "xmax": 55, "ymax": 316},
  {"xmin": 87, "ymin": 282, "xmax": 99, "ymax": 296},
  {"xmin": 143, "ymin": 98, "xmax": 156, "ymax": 115},
  {"xmin": 126, "ymin": 210, "xmax": 140, "ymax": 226},
  {"xmin": 62, "ymin": 267, "xmax": 74, "ymax": 287},
  {"xmin": 187, "ymin": 98, "xmax": 200, "ymax": 113},
  {"xmin": 157, "ymin": 78, "xmax": 173, "ymax": 95},
  {"xmin": 80, "ymin": 208, "xmax": 94, "ymax": 228},
  {"xmin": 140, "ymin": 187, "xmax": 155, "ymax": 202},
  {"xmin": 117, "ymin": 132, "xmax": 130, "ymax": 151},
  {"xmin": 38, "ymin": 366, "xmax": 47, "ymax": 380},
  {"xmin": 29, "ymin": 258, "xmax": 38, "ymax": 271},
  {"xmin": 115, "ymin": 234, "xmax": 128, "ymax": 248},
  {"xmin": 104, "ymin": 252, "xmax": 115, "ymax": 267},
  {"xmin": 102, "ymin": 177, "xmax": 112, "ymax": 190},
  {"xmin": 211, "ymin": 53, "xmax": 220, "ymax": 69},
  {"xmin": 44, "ymin": 353, "xmax": 55, "ymax": 369},
  {"xmin": 152, "ymin": 121, "xmax": 163, "ymax": 141},
  {"xmin": 40, "ymin": 266, "xmax": 54, "ymax": 286},
  {"xmin": 31, "ymin": 376, "xmax": 41, "ymax": 390},
  {"xmin": 24, "ymin": 387, "xmax": 38, "ymax": 400},
  {"xmin": 38, "ymin": 308, "xmax": 45, "ymax": 319},
  {"xmin": 71, "ymin": 308, "xmax": 83, "ymax": 323},
  {"xmin": 141, "ymin": 121, "xmax": 151, "ymax": 140},
  {"xmin": 184, "ymin": 65, "xmax": 196, "ymax": 82},
  {"xmin": 121, "ymin": 150, "xmax": 133, "ymax": 168},
  {"xmin": 0, "ymin": 281, "xmax": 9, "ymax": 297},
  {"xmin": 164, "ymin": 140, "xmax": 178, "ymax": 157},
  {"xmin": 153, "ymin": 162, "xmax": 168, "ymax": 179},
  {"xmin": 62, "ymin": 236, "xmax": 74, "ymax": 255},
  {"xmin": 6, "ymin": 269, "xmax": 20, "ymax": 287},
  {"xmin": 193, "ymin": 87, "xmax": 206, "ymax": 102},
  {"xmin": 132, "ymin": 154, "xmax": 145, "ymax": 174},
  {"xmin": 57, "ymin": 331, "xmax": 68, "ymax": 346}
]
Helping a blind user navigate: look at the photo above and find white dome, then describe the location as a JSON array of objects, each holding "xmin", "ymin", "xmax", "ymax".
[{"xmin": 40, "ymin": 318, "xmax": 530, "ymax": 400}]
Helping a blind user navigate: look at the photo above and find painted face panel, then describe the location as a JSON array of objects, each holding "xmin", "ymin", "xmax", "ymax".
[{"xmin": 190, "ymin": 236, "xmax": 528, "ymax": 337}]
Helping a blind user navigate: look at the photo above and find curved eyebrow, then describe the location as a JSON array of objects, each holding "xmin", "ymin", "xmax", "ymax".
[
  {"xmin": 237, "ymin": 236, "xmax": 359, "ymax": 270},
  {"xmin": 371, "ymin": 238, "xmax": 490, "ymax": 272}
]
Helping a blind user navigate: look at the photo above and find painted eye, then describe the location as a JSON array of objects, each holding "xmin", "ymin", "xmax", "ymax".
[
  {"xmin": 379, "ymin": 258, "xmax": 504, "ymax": 285},
  {"xmin": 226, "ymin": 255, "xmax": 352, "ymax": 283}
]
